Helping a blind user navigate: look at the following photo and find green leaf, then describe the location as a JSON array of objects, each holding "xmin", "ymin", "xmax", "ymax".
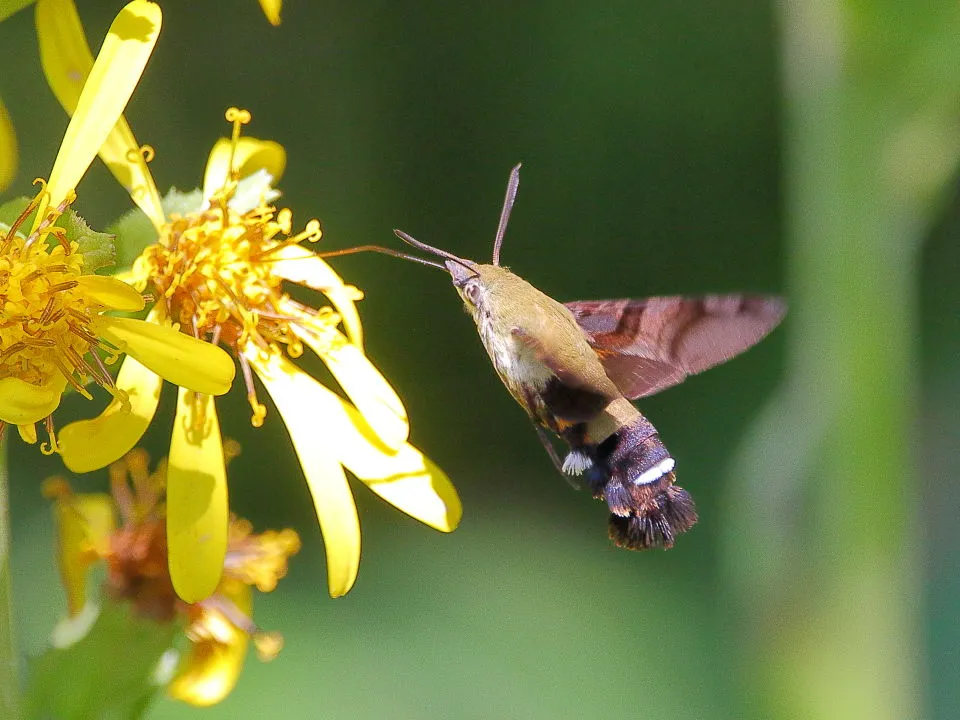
[
  {"xmin": 0, "ymin": 197, "xmax": 116, "ymax": 273},
  {"xmin": 60, "ymin": 211, "xmax": 115, "ymax": 274},
  {"xmin": 107, "ymin": 207, "xmax": 158, "ymax": 273},
  {"xmin": 24, "ymin": 601, "xmax": 181, "ymax": 720}
]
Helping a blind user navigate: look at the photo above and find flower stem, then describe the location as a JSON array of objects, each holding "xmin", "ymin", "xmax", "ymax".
[{"xmin": 0, "ymin": 436, "xmax": 20, "ymax": 718}]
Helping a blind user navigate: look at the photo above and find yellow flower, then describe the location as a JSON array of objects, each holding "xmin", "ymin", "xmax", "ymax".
[
  {"xmin": 44, "ymin": 444, "xmax": 300, "ymax": 707},
  {"xmin": 0, "ymin": 0, "xmax": 234, "ymax": 450},
  {"xmin": 56, "ymin": 109, "xmax": 461, "ymax": 602}
]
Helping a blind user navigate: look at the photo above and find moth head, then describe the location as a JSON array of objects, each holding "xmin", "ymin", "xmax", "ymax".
[{"xmin": 446, "ymin": 258, "xmax": 485, "ymax": 310}]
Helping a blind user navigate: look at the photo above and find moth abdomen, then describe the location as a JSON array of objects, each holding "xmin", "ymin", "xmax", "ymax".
[
  {"xmin": 587, "ymin": 416, "xmax": 698, "ymax": 550},
  {"xmin": 607, "ymin": 484, "xmax": 697, "ymax": 550}
]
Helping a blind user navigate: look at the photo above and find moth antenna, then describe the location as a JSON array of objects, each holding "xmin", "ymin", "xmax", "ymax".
[
  {"xmin": 313, "ymin": 245, "xmax": 447, "ymax": 271},
  {"xmin": 492, "ymin": 163, "xmax": 522, "ymax": 267}
]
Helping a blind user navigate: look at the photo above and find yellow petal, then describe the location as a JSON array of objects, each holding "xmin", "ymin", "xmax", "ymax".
[
  {"xmin": 89, "ymin": 315, "xmax": 236, "ymax": 395},
  {"xmin": 44, "ymin": 0, "xmax": 162, "ymax": 210},
  {"xmin": 111, "ymin": 268, "xmax": 138, "ymax": 286},
  {"xmin": 244, "ymin": 344, "xmax": 360, "ymax": 597},
  {"xmin": 318, "ymin": 383, "xmax": 461, "ymax": 533},
  {"xmin": 292, "ymin": 317, "xmax": 408, "ymax": 451},
  {"xmin": 257, "ymin": 0, "xmax": 282, "ymax": 26},
  {"xmin": 249, "ymin": 345, "xmax": 461, "ymax": 533},
  {"xmin": 35, "ymin": 0, "xmax": 164, "ymax": 228},
  {"xmin": 0, "ymin": 372, "xmax": 68, "ymax": 425},
  {"xmin": 75, "ymin": 274, "xmax": 145, "ymax": 312},
  {"xmin": 167, "ymin": 387, "xmax": 228, "ymax": 602},
  {"xmin": 17, "ymin": 423, "xmax": 37, "ymax": 444},
  {"xmin": 271, "ymin": 244, "xmax": 363, "ymax": 348},
  {"xmin": 0, "ymin": 96, "xmax": 17, "ymax": 192},
  {"xmin": 58, "ymin": 353, "xmax": 161, "ymax": 473},
  {"xmin": 202, "ymin": 137, "xmax": 286, "ymax": 200},
  {"xmin": 48, "ymin": 488, "xmax": 116, "ymax": 616},
  {"xmin": 350, "ymin": 443, "xmax": 461, "ymax": 534}
]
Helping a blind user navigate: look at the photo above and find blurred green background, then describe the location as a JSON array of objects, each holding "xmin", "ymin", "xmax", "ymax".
[{"xmin": 2, "ymin": 0, "xmax": 959, "ymax": 718}]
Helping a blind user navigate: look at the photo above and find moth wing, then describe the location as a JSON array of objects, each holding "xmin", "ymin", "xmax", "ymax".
[{"xmin": 566, "ymin": 295, "xmax": 785, "ymax": 399}]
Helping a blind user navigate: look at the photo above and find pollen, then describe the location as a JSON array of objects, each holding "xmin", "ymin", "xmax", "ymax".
[
  {"xmin": 134, "ymin": 198, "xmax": 325, "ymax": 349},
  {"xmin": 0, "ymin": 190, "xmax": 132, "ymax": 432},
  {"xmin": 127, "ymin": 108, "xmax": 346, "ymax": 426}
]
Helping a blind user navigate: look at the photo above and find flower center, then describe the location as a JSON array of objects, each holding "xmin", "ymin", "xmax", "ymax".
[
  {"xmin": 0, "ymin": 193, "xmax": 120, "ymax": 401},
  {"xmin": 135, "ymin": 199, "xmax": 324, "ymax": 355}
]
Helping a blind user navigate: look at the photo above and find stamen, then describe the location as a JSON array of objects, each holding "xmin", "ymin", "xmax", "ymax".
[
  {"xmin": 0, "ymin": 342, "xmax": 26, "ymax": 361},
  {"xmin": 224, "ymin": 107, "xmax": 252, "ymax": 182},
  {"xmin": 39, "ymin": 416, "xmax": 60, "ymax": 455},
  {"xmin": 48, "ymin": 228, "xmax": 70, "ymax": 253},
  {"xmin": 53, "ymin": 354, "xmax": 92, "ymax": 400},
  {"xmin": 67, "ymin": 324, "xmax": 100, "ymax": 346},
  {"xmin": 1, "ymin": 192, "xmax": 43, "ymax": 251},
  {"xmin": 24, "ymin": 194, "xmax": 73, "ymax": 252},
  {"xmin": 104, "ymin": 385, "xmax": 131, "ymax": 414},
  {"xmin": 48, "ymin": 280, "xmax": 80, "ymax": 294},
  {"xmin": 40, "ymin": 299, "xmax": 61, "ymax": 326},
  {"xmin": 21, "ymin": 337, "xmax": 56, "ymax": 348},
  {"xmin": 275, "ymin": 208, "xmax": 292, "ymax": 235},
  {"xmin": 65, "ymin": 307, "xmax": 92, "ymax": 324},
  {"xmin": 238, "ymin": 353, "xmax": 266, "ymax": 427},
  {"xmin": 89, "ymin": 351, "xmax": 113, "ymax": 385}
]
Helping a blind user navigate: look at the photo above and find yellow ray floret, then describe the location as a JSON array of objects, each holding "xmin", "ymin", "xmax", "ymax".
[
  {"xmin": 167, "ymin": 388, "xmax": 229, "ymax": 603},
  {"xmin": 57, "ymin": 352, "xmax": 162, "ymax": 474},
  {"xmin": 43, "ymin": 0, "xmax": 162, "ymax": 218},
  {"xmin": 36, "ymin": 0, "xmax": 164, "ymax": 228},
  {"xmin": 245, "ymin": 344, "xmax": 461, "ymax": 595}
]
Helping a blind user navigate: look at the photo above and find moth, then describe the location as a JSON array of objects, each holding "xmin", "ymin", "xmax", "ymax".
[{"xmin": 324, "ymin": 165, "xmax": 785, "ymax": 550}]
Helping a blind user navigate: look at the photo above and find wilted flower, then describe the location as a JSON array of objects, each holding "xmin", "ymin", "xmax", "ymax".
[
  {"xmin": 44, "ymin": 443, "xmax": 300, "ymax": 707},
  {"xmin": 0, "ymin": 0, "xmax": 234, "ymax": 450}
]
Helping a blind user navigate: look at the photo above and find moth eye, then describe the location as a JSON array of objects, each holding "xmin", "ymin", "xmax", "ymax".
[{"xmin": 464, "ymin": 282, "xmax": 481, "ymax": 304}]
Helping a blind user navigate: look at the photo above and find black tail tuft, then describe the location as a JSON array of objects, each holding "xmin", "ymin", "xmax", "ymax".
[{"xmin": 608, "ymin": 485, "xmax": 698, "ymax": 550}]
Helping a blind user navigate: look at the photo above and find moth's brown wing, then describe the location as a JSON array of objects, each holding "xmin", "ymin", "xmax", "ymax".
[{"xmin": 566, "ymin": 295, "xmax": 786, "ymax": 398}]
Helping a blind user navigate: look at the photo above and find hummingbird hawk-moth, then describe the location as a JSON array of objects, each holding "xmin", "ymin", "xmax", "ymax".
[{"xmin": 324, "ymin": 165, "xmax": 785, "ymax": 550}]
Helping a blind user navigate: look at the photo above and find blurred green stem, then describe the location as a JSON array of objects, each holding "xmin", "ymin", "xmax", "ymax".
[
  {"xmin": 724, "ymin": 1, "xmax": 960, "ymax": 719},
  {"xmin": 0, "ymin": 436, "xmax": 19, "ymax": 718}
]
